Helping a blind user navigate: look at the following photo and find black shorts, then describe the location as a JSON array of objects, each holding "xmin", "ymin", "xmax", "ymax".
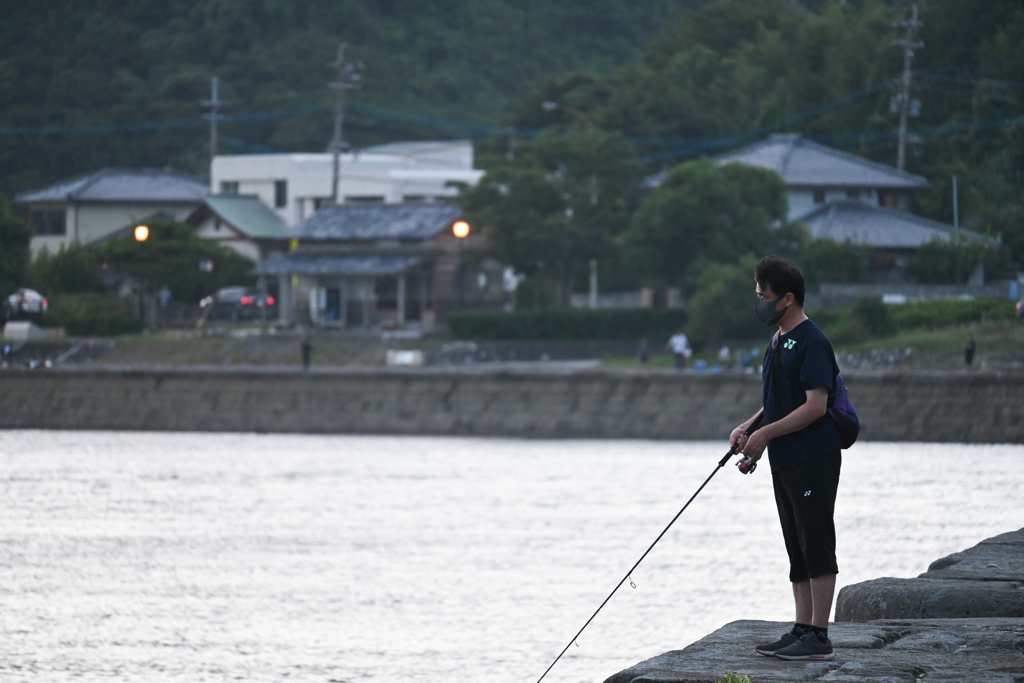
[{"xmin": 772, "ymin": 451, "xmax": 841, "ymax": 582}]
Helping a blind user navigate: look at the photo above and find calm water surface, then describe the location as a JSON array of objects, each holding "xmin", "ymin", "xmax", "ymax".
[{"xmin": 0, "ymin": 431, "xmax": 1021, "ymax": 683}]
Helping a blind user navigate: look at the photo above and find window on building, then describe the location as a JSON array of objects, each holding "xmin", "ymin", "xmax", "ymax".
[
  {"xmin": 813, "ymin": 189, "xmax": 826, "ymax": 204},
  {"xmin": 344, "ymin": 195, "xmax": 386, "ymax": 204},
  {"xmin": 879, "ymin": 192, "xmax": 897, "ymax": 209},
  {"xmin": 28, "ymin": 209, "xmax": 66, "ymax": 235},
  {"xmin": 847, "ymin": 189, "xmax": 860, "ymax": 199},
  {"xmin": 274, "ymin": 180, "xmax": 287, "ymax": 208},
  {"xmin": 220, "ymin": 181, "xmax": 239, "ymax": 194}
]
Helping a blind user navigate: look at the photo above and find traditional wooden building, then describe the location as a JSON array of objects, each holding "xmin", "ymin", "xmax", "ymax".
[{"xmin": 256, "ymin": 203, "xmax": 507, "ymax": 329}]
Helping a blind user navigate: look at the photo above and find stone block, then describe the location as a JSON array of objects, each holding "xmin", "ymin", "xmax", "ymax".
[
  {"xmin": 835, "ymin": 577, "xmax": 1024, "ymax": 621},
  {"xmin": 604, "ymin": 618, "xmax": 1024, "ymax": 683}
]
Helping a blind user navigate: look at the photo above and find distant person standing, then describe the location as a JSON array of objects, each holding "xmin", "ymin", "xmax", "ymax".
[
  {"xmin": 718, "ymin": 344, "xmax": 731, "ymax": 369},
  {"xmin": 667, "ymin": 330, "xmax": 691, "ymax": 370},
  {"xmin": 300, "ymin": 327, "xmax": 313, "ymax": 370},
  {"xmin": 964, "ymin": 334, "xmax": 976, "ymax": 367},
  {"xmin": 637, "ymin": 337, "xmax": 650, "ymax": 366}
]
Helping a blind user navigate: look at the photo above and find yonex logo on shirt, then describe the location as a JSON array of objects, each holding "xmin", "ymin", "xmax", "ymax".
[{"xmin": 783, "ymin": 339, "xmax": 798, "ymax": 350}]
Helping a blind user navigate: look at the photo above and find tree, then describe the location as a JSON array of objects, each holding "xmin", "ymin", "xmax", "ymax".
[
  {"xmin": 906, "ymin": 235, "xmax": 1013, "ymax": 284},
  {"xmin": 91, "ymin": 220, "xmax": 256, "ymax": 302},
  {"xmin": 623, "ymin": 158, "xmax": 788, "ymax": 288},
  {"xmin": 685, "ymin": 255, "xmax": 766, "ymax": 350},
  {"xmin": 26, "ymin": 244, "xmax": 103, "ymax": 296},
  {"xmin": 462, "ymin": 128, "xmax": 640, "ymax": 305},
  {"xmin": 0, "ymin": 193, "xmax": 31, "ymax": 301}
]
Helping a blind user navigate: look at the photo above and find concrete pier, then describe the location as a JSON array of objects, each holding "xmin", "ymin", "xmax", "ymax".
[
  {"xmin": 1, "ymin": 365, "xmax": 1023, "ymax": 442},
  {"xmin": 607, "ymin": 528, "xmax": 1024, "ymax": 683}
]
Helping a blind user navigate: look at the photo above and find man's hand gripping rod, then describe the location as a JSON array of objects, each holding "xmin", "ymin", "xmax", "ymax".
[{"xmin": 533, "ymin": 413, "xmax": 765, "ymax": 683}]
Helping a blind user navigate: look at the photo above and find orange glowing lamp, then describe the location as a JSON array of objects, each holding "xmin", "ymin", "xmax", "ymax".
[
  {"xmin": 134, "ymin": 225, "xmax": 150, "ymax": 242},
  {"xmin": 452, "ymin": 221, "xmax": 470, "ymax": 238}
]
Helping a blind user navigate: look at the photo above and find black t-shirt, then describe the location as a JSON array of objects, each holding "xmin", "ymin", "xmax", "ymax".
[{"xmin": 761, "ymin": 319, "xmax": 842, "ymax": 472}]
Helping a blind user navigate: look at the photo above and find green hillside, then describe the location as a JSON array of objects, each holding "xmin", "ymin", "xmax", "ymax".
[
  {"xmin": 1, "ymin": 0, "xmax": 1021, "ymax": 254},
  {"xmin": 0, "ymin": 0, "xmax": 693, "ymax": 195}
]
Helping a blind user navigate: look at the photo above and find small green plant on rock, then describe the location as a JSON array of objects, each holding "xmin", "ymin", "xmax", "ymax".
[{"xmin": 717, "ymin": 672, "xmax": 752, "ymax": 683}]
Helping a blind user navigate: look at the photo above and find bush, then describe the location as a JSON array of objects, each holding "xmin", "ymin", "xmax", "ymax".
[
  {"xmin": 447, "ymin": 307, "xmax": 687, "ymax": 341},
  {"xmin": 27, "ymin": 244, "xmax": 103, "ymax": 295},
  {"xmin": 49, "ymin": 294, "xmax": 139, "ymax": 336},
  {"xmin": 887, "ymin": 299, "xmax": 1016, "ymax": 329},
  {"xmin": 851, "ymin": 297, "xmax": 896, "ymax": 337},
  {"xmin": 686, "ymin": 255, "xmax": 766, "ymax": 349}
]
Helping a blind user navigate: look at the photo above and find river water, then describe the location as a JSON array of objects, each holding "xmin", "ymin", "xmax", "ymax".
[{"xmin": 0, "ymin": 431, "xmax": 1020, "ymax": 683}]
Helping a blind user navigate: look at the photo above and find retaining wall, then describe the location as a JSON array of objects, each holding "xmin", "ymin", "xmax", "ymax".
[{"xmin": 1, "ymin": 367, "xmax": 1022, "ymax": 442}]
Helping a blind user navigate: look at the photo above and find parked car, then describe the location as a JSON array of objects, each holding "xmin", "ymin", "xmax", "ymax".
[
  {"xmin": 210, "ymin": 286, "xmax": 276, "ymax": 321},
  {"xmin": 5, "ymin": 288, "xmax": 48, "ymax": 321}
]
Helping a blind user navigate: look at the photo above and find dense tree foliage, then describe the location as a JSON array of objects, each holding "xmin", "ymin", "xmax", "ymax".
[
  {"xmin": 91, "ymin": 221, "xmax": 256, "ymax": 302},
  {"xmin": 461, "ymin": 128, "xmax": 640, "ymax": 304},
  {"xmin": 0, "ymin": 0, "xmax": 689, "ymax": 197},
  {"xmin": 510, "ymin": 0, "xmax": 1024, "ymax": 266},
  {"xmin": 0, "ymin": 194, "xmax": 30, "ymax": 300},
  {"xmin": 623, "ymin": 159, "xmax": 788, "ymax": 287}
]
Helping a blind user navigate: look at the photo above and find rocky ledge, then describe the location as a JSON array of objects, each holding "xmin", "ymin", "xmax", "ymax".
[
  {"xmin": 605, "ymin": 618, "xmax": 1024, "ymax": 683},
  {"xmin": 607, "ymin": 528, "xmax": 1024, "ymax": 683},
  {"xmin": 836, "ymin": 528, "xmax": 1024, "ymax": 621}
]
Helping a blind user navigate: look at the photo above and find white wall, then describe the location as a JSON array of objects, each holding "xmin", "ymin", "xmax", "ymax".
[
  {"xmin": 788, "ymin": 188, "xmax": 880, "ymax": 221},
  {"xmin": 211, "ymin": 142, "xmax": 485, "ymax": 228},
  {"xmin": 29, "ymin": 202, "xmax": 199, "ymax": 257},
  {"xmin": 193, "ymin": 215, "xmax": 262, "ymax": 261}
]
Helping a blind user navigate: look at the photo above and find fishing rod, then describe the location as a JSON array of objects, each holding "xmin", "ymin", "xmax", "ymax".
[{"xmin": 534, "ymin": 412, "xmax": 765, "ymax": 683}]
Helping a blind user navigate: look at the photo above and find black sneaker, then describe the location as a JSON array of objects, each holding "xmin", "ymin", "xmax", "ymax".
[
  {"xmin": 754, "ymin": 630, "xmax": 802, "ymax": 657},
  {"xmin": 774, "ymin": 632, "xmax": 835, "ymax": 661}
]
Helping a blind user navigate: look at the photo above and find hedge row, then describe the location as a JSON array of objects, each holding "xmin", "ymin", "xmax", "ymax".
[
  {"xmin": 49, "ymin": 294, "xmax": 139, "ymax": 336},
  {"xmin": 887, "ymin": 299, "xmax": 1017, "ymax": 329},
  {"xmin": 447, "ymin": 308, "xmax": 688, "ymax": 341}
]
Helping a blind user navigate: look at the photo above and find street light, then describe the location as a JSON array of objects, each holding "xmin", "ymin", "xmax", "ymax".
[
  {"xmin": 453, "ymin": 221, "xmax": 471, "ymax": 238},
  {"xmin": 134, "ymin": 225, "xmax": 149, "ymax": 242}
]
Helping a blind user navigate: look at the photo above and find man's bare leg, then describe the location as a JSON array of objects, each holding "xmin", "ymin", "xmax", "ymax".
[
  {"xmin": 792, "ymin": 579, "xmax": 812, "ymax": 625},
  {"xmin": 793, "ymin": 574, "xmax": 836, "ymax": 628},
  {"xmin": 810, "ymin": 574, "xmax": 836, "ymax": 628}
]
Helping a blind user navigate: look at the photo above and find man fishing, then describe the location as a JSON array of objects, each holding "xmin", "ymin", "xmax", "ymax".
[{"xmin": 729, "ymin": 256, "xmax": 843, "ymax": 661}]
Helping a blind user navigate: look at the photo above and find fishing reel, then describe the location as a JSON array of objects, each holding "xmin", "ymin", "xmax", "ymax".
[{"xmin": 736, "ymin": 454, "xmax": 758, "ymax": 475}]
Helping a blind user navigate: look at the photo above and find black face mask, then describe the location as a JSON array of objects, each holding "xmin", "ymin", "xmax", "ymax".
[{"xmin": 755, "ymin": 297, "xmax": 786, "ymax": 326}]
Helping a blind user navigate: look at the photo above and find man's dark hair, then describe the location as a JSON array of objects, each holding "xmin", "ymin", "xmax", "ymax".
[{"xmin": 755, "ymin": 256, "xmax": 805, "ymax": 307}]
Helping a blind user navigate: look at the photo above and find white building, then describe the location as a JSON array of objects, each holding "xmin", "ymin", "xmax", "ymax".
[
  {"xmin": 713, "ymin": 134, "xmax": 930, "ymax": 220},
  {"xmin": 15, "ymin": 169, "xmax": 208, "ymax": 257},
  {"xmin": 210, "ymin": 140, "xmax": 485, "ymax": 228}
]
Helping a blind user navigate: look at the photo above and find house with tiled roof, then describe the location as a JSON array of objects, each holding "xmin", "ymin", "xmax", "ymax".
[
  {"xmin": 255, "ymin": 203, "xmax": 506, "ymax": 328},
  {"xmin": 645, "ymin": 134, "xmax": 1000, "ymax": 284},
  {"xmin": 16, "ymin": 168, "xmax": 208, "ymax": 257},
  {"xmin": 712, "ymin": 133, "xmax": 930, "ymax": 218},
  {"xmin": 186, "ymin": 194, "xmax": 289, "ymax": 262}
]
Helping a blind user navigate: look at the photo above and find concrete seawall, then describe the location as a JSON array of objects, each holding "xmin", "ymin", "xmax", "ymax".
[{"xmin": 1, "ymin": 366, "xmax": 1022, "ymax": 442}]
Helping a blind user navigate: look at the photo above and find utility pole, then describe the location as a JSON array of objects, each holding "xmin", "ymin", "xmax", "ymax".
[
  {"xmin": 201, "ymin": 76, "xmax": 229, "ymax": 161},
  {"xmin": 328, "ymin": 43, "xmax": 364, "ymax": 205},
  {"xmin": 892, "ymin": 5, "xmax": 923, "ymax": 171}
]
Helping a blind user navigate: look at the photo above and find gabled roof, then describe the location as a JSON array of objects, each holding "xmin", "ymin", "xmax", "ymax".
[
  {"xmin": 292, "ymin": 203, "xmax": 463, "ymax": 241},
  {"xmin": 15, "ymin": 168, "xmax": 209, "ymax": 204},
  {"xmin": 713, "ymin": 134, "xmax": 929, "ymax": 189},
  {"xmin": 254, "ymin": 252, "xmax": 425, "ymax": 276},
  {"xmin": 189, "ymin": 195, "xmax": 288, "ymax": 239},
  {"xmin": 798, "ymin": 200, "xmax": 997, "ymax": 249}
]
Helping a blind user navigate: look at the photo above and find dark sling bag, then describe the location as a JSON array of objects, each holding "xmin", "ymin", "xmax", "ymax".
[{"xmin": 771, "ymin": 331, "xmax": 860, "ymax": 449}]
